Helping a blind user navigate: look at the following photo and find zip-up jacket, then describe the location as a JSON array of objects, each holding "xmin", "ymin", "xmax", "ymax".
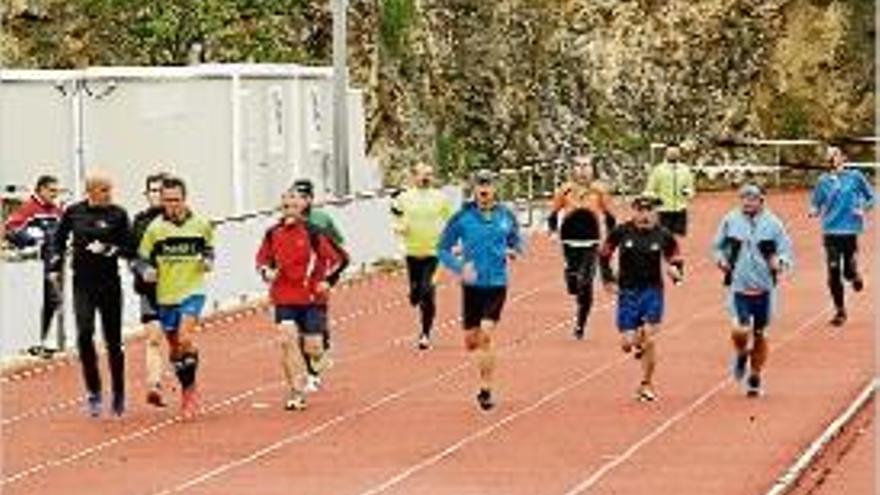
[
  {"xmin": 811, "ymin": 169, "xmax": 875, "ymax": 235},
  {"xmin": 711, "ymin": 208, "xmax": 794, "ymax": 294},
  {"xmin": 255, "ymin": 220, "xmax": 349, "ymax": 306},
  {"xmin": 437, "ymin": 201, "xmax": 523, "ymax": 287}
]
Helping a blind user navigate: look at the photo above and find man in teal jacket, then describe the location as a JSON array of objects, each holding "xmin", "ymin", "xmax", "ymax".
[
  {"xmin": 810, "ymin": 146, "xmax": 875, "ymax": 326},
  {"xmin": 438, "ymin": 169, "xmax": 524, "ymax": 411}
]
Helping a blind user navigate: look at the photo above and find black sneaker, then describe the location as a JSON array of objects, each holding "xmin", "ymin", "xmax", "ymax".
[
  {"xmin": 830, "ymin": 310, "xmax": 847, "ymax": 327},
  {"xmin": 746, "ymin": 375, "xmax": 762, "ymax": 398},
  {"xmin": 112, "ymin": 394, "xmax": 126, "ymax": 417},
  {"xmin": 477, "ymin": 389, "xmax": 495, "ymax": 411},
  {"xmin": 573, "ymin": 327, "xmax": 585, "ymax": 340},
  {"xmin": 417, "ymin": 334, "xmax": 431, "ymax": 350},
  {"xmin": 852, "ymin": 276, "xmax": 864, "ymax": 292}
]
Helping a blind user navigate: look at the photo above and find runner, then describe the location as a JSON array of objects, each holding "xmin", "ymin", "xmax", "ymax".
[
  {"xmin": 599, "ymin": 193, "xmax": 683, "ymax": 402},
  {"xmin": 809, "ymin": 146, "xmax": 875, "ymax": 326},
  {"xmin": 5, "ymin": 175, "xmax": 64, "ymax": 358},
  {"xmin": 390, "ymin": 163, "xmax": 453, "ymax": 350},
  {"xmin": 713, "ymin": 184, "xmax": 794, "ymax": 397},
  {"xmin": 644, "ymin": 145, "xmax": 696, "ymax": 237},
  {"xmin": 438, "ymin": 169, "xmax": 524, "ymax": 411},
  {"xmin": 131, "ymin": 172, "xmax": 169, "ymax": 407},
  {"xmin": 51, "ymin": 174, "xmax": 133, "ymax": 417},
  {"xmin": 291, "ymin": 178, "xmax": 346, "ymax": 392},
  {"xmin": 136, "ymin": 176, "xmax": 214, "ymax": 419},
  {"xmin": 547, "ymin": 155, "xmax": 616, "ymax": 339},
  {"xmin": 256, "ymin": 188, "xmax": 349, "ymax": 410}
]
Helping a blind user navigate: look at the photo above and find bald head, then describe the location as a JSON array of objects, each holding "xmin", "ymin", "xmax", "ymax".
[
  {"xmin": 412, "ymin": 162, "xmax": 434, "ymax": 188},
  {"xmin": 665, "ymin": 146, "xmax": 682, "ymax": 163},
  {"xmin": 85, "ymin": 173, "xmax": 113, "ymax": 206}
]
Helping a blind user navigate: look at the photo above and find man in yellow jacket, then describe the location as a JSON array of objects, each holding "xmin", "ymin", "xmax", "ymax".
[
  {"xmin": 644, "ymin": 145, "xmax": 696, "ymax": 237},
  {"xmin": 391, "ymin": 163, "xmax": 453, "ymax": 350}
]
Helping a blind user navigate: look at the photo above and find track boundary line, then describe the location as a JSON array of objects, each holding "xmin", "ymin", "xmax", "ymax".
[{"xmin": 762, "ymin": 378, "xmax": 877, "ymax": 495}]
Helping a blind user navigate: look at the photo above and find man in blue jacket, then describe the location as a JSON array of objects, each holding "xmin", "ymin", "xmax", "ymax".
[
  {"xmin": 712, "ymin": 184, "xmax": 794, "ymax": 398},
  {"xmin": 438, "ymin": 169, "xmax": 524, "ymax": 411},
  {"xmin": 810, "ymin": 146, "xmax": 875, "ymax": 326}
]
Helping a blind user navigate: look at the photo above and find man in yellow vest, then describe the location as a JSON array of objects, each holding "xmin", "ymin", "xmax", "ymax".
[
  {"xmin": 391, "ymin": 163, "xmax": 453, "ymax": 350},
  {"xmin": 644, "ymin": 145, "xmax": 696, "ymax": 237}
]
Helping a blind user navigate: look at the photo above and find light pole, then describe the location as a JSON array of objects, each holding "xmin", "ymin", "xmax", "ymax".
[{"xmin": 332, "ymin": 0, "xmax": 351, "ymax": 196}]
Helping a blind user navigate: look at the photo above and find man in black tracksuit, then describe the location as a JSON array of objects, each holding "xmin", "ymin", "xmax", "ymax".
[{"xmin": 51, "ymin": 175, "xmax": 134, "ymax": 418}]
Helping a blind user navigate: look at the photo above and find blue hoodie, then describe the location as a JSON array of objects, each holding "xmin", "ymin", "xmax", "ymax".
[
  {"xmin": 711, "ymin": 208, "xmax": 794, "ymax": 294},
  {"xmin": 811, "ymin": 169, "xmax": 875, "ymax": 235},
  {"xmin": 438, "ymin": 201, "xmax": 524, "ymax": 287}
]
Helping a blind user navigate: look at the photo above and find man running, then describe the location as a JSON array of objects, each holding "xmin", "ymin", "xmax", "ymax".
[
  {"xmin": 137, "ymin": 176, "xmax": 214, "ymax": 419},
  {"xmin": 599, "ymin": 193, "xmax": 683, "ymax": 402},
  {"xmin": 713, "ymin": 184, "xmax": 794, "ymax": 397},
  {"xmin": 644, "ymin": 145, "xmax": 696, "ymax": 237},
  {"xmin": 256, "ymin": 188, "xmax": 349, "ymax": 410},
  {"xmin": 132, "ymin": 172, "xmax": 169, "ymax": 407},
  {"xmin": 810, "ymin": 146, "xmax": 875, "ymax": 326},
  {"xmin": 438, "ymin": 169, "xmax": 524, "ymax": 411},
  {"xmin": 291, "ymin": 178, "xmax": 345, "ymax": 392},
  {"xmin": 5, "ymin": 175, "xmax": 63, "ymax": 358},
  {"xmin": 51, "ymin": 174, "xmax": 133, "ymax": 417},
  {"xmin": 547, "ymin": 155, "xmax": 616, "ymax": 339},
  {"xmin": 391, "ymin": 163, "xmax": 453, "ymax": 350}
]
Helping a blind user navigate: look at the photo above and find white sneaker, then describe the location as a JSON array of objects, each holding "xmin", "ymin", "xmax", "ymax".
[
  {"xmin": 417, "ymin": 334, "xmax": 431, "ymax": 350},
  {"xmin": 303, "ymin": 374, "xmax": 322, "ymax": 393}
]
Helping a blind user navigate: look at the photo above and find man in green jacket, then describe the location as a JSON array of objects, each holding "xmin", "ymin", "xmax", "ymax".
[{"xmin": 644, "ymin": 145, "xmax": 696, "ymax": 237}]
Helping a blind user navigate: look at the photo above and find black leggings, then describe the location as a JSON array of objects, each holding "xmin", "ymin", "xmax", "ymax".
[
  {"xmin": 823, "ymin": 234, "xmax": 859, "ymax": 311},
  {"xmin": 41, "ymin": 273, "xmax": 61, "ymax": 343},
  {"xmin": 563, "ymin": 245, "xmax": 597, "ymax": 330},
  {"xmin": 73, "ymin": 284, "xmax": 125, "ymax": 398},
  {"xmin": 406, "ymin": 256, "xmax": 439, "ymax": 337}
]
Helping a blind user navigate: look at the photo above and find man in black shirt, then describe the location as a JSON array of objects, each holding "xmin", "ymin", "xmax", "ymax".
[
  {"xmin": 51, "ymin": 174, "xmax": 134, "ymax": 418},
  {"xmin": 599, "ymin": 193, "xmax": 683, "ymax": 402},
  {"xmin": 132, "ymin": 173, "xmax": 168, "ymax": 407}
]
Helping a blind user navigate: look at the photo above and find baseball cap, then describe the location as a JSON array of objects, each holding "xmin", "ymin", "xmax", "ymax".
[
  {"xmin": 291, "ymin": 179, "xmax": 314, "ymax": 197},
  {"xmin": 631, "ymin": 192, "xmax": 662, "ymax": 209},
  {"xmin": 473, "ymin": 169, "xmax": 496, "ymax": 185}
]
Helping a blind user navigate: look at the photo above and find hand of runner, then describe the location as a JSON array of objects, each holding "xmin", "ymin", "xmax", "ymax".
[
  {"xmin": 667, "ymin": 265, "xmax": 683, "ymax": 285},
  {"xmin": 461, "ymin": 263, "xmax": 477, "ymax": 284},
  {"xmin": 716, "ymin": 259, "xmax": 730, "ymax": 272},
  {"xmin": 201, "ymin": 256, "xmax": 214, "ymax": 272},
  {"xmin": 315, "ymin": 281, "xmax": 331, "ymax": 295},
  {"xmin": 260, "ymin": 266, "xmax": 278, "ymax": 283},
  {"xmin": 142, "ymin": 266, "xmax": 158, "ymax": 283},
  {"xmin": 506, "ymin": 248, "xmax": 518, "ymax": 261},
  {"xmin": 85, "ymin": 240, "xmax": 106, "ymax": 255},
  {"xmin": 47, "ymin": 271, "xmax": 61, "ymax": 290}
]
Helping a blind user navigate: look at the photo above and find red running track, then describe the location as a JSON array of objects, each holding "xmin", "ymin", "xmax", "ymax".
[{"xmin": 0, "ymin": 191, "xmax": 874, "ymax": 495}]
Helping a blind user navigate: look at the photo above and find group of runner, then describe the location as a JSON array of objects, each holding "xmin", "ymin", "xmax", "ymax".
[{"xmin": 3, "ymin": 142, "xmax": 874, "ymax": 416}]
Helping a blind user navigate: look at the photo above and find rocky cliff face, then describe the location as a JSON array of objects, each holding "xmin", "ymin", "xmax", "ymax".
[{"xmin": 2, "ymin": 0, "xmax": 875, "ymax": 182}]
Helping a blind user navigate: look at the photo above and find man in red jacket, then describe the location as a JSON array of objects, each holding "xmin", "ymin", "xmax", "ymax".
[
  {"xmin": 256, "ymin": 187, "xmax": 349, "ymax": 411},
  {"xmin": 5, "ymin": 175, "xmax": 64, "ymax": 358}
]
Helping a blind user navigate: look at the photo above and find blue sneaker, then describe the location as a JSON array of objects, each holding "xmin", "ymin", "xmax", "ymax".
[
  {"xmin": 731, "ymin": 353, "xmax": 748, "ymax": 382},
  {"xmin": 86, "ymin": 392, "xmax": 102, "ymax": 418}
]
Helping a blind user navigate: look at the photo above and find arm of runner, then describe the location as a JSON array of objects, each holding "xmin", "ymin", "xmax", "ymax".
[
  {"xmin": 856, "ymin": 171, "xmax": 876, "ymax": 213},
  {"xmin": 809, "ymin": 178, "xmax": 826, "ymax": 218},
  {"xmin": 663, "ymin": 231, "xmax": 684, "ymax": 284},
  {"xmin": 681, "ymin": 168, "xmax": 696, "ymax": 199},
  {"xmin": 710, "ymin": 217, "xmax": 730, "ymax": 271},
  {"xmin": 318, "ymin": 233, "xmax": 349, "ymax": 288},
  {"xmin": 774, "ymin": 220, "xmax": 795, "ymax": 273},
  {"xmin": 506, "ymin": 207, "xmax": 524, "ymax": 258},
  {"xmin": 598, "ymin": 227, "xmax": 620, "ymax": 286},
  {"xmin": 201, "ymin": 221, "xmax": 216, "ymax": 272},
  {"xmin": 48, "ymin": 206, "xmax": 73, "ymax": 274},
  {"xmin": 135, "ymin": 222, "xmax": 158, "ymax": 282},
  {"xmin": 255, "ymin": 227, "xmax": 277, "ymax": 283}
]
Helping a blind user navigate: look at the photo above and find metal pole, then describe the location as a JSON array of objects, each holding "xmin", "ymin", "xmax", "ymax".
[{"xmin": 332, "ymin": 0, "xmax": 351, "ymax": 197}]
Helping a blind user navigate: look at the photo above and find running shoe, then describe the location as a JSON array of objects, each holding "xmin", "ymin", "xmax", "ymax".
[
  {"xmin": 284, "ymin": 390, "xmax": 307, "ymax": 411},
  {"xmin": 852, "ymin": 275, "xmax": 864, "ymax": 292},
  {"xmin": 417, "ymin": 334, "xmax": 431, "ymax": 350},
  {"xmin": 146, "ymin": 386, "xmax": 167, "ymax": 408},
  {"xmin": 573, "ymin": 326, "xmax": 585, "ymax": 341},
  {"xmin": 85, "ymin": 392, "xmax": 102, "ymax": 418},
  {"xmin": 830, "ymin": 309, "xmax": 847, "ymax": 327},
  {"xmin": 477, "ymin": 389, "xmax": 495, "ymax": 411},
  {"xmin": 746, "ymin": 375, "xmax": 763, "ymax": 398},
  {"xmin": 303, "ymin": 374, "xmax": 322, "ymax": 393},
  {"xmin": 111, "ymin": 394, "xmax": 126, "ymax": 417},
  {"xmin": 635, "ymin": 383, "xmax": 657, "ymax": 402}
]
